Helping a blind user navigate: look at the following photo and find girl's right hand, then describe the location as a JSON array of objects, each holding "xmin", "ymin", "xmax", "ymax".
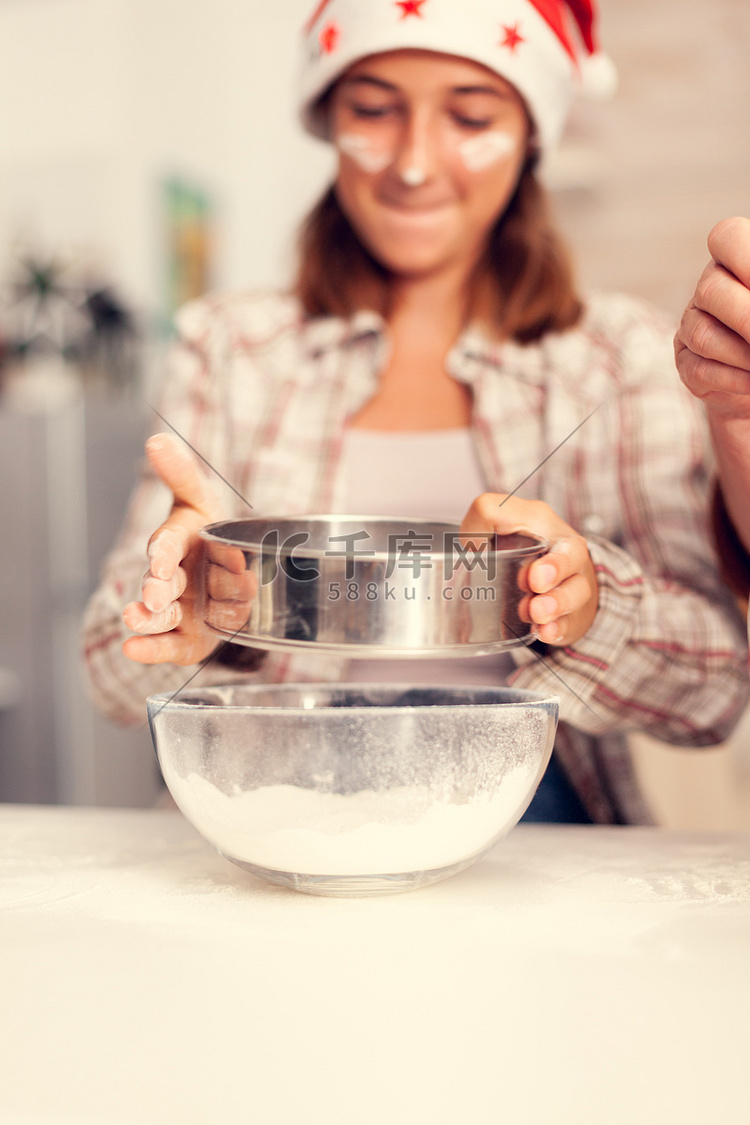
[{"xmin": 122, "ymin": 433, "xmax": 254, "ymax": 666}]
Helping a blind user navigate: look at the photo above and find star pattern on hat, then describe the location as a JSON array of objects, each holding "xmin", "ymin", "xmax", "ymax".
[
  {"xmin": 319, "ymin": 19, "xmax": 340, "ymax": 54},
  {"xmin": 500, "ymin": 22, "xmax": 525, "ymax": 53},
  {"xmin": 395, "ymin": 0, "xmax": 427, "ymax": 17}
]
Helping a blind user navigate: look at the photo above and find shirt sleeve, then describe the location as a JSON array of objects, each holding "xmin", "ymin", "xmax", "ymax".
[
  {"xmin": 80, "ymin": 300, "xmax": 276, "ymax": 726},
  {"xmin": 510, "ymin": 316, "xmax": 750, "ymax": 746}
]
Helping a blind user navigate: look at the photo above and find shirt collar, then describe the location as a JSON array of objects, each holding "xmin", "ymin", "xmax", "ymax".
[
  {"xmin": 302, "ymin": 309, "xmax": 547, "ymax": 387},
  {"xmin": 450, "ymin": 323, "xmax": 548, "ymax": 387},
  {"xmin": 302, "ymin": 308, "xmax": 385, "ymax": 358}
]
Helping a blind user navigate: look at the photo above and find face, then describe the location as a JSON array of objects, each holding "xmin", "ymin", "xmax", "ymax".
[{"xmin": 329, "ymin": 50, "xmax": 530, "ymax": 282}]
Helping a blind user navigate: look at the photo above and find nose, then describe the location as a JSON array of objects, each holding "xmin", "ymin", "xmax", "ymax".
[{"xmin": 393, "ymin": 109, "xmax": 438, "ymax": 187}]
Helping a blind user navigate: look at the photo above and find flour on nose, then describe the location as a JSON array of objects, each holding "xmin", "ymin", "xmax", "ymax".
[{"xmin": 400, "ymin": 165, "xmax": 428, "ymax": 186}]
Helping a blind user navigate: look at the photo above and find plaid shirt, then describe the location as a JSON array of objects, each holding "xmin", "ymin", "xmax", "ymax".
[{"xmin": 82, "ymin": 290, "xmax": 750, "ymax": 823}]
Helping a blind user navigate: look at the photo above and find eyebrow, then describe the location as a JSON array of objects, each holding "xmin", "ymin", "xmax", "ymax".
[
  {"xmin": 340, "ymin": 76, "xmax": 511, "ymax": 99},
  {"xmin": 454, "ymin": 85, "xmax": 511, "ymax": 99},
  {"xmin": 339, "ymin": 76, "xmax": 400, "ymax": 93}
]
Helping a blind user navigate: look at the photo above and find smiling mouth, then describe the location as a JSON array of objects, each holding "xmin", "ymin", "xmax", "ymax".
[{"xmin": 379, "ymin": 197, "xmax": 454, "ymax": 214}]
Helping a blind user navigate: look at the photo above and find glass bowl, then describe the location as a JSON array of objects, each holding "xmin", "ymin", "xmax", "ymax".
[{"xmin": 147, "ymin": 683, "xmax": 559, "ymax": 896}]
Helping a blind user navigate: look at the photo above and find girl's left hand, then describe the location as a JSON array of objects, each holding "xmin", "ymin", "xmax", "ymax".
[{"xmin": 460, "ymin": 494, "xmax": 599, "ymax": 647}]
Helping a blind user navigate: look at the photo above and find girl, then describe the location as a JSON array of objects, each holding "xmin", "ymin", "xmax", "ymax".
[{"xmin": 83, "ymin": 0, "xmax": 749, "ymax": 824}]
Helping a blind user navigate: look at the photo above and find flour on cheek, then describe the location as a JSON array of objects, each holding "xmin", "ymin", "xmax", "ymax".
[
  {"xmin": 458, "ymin": 130, "xmax": 518, "ymax": 172},
  {"xmin": 336, "ymin": 132, "xmax": 394, "ymax": 174}
]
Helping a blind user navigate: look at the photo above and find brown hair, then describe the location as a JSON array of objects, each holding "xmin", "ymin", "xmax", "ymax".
[{"xmin": 294, "ymin": 157, "xmax": 583, "ymax": 344}]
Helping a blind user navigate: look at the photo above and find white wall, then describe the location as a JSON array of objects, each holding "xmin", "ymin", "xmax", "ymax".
[
  {"xmin": 554, "ymin": 0, "xmax": 750, "ymax": 317},
  {"xmin": 0, "ymin": 0, "xmax": 334, "ymax": 311}
]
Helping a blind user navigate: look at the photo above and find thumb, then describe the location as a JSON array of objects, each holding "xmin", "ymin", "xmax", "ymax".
[
  {"xmin": 146, "ymin": 432, "xmax": 217, "ymax": 516},
  {"xmin": 460, "ymin": 493, "xmax": 548, "ymax": 540}
]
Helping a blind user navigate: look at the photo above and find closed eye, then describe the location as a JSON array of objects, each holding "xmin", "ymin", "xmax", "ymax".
[
  {"xmin": 453, "ymin": 114, "xmax": 494, "ymax": 130},
  {"xmin": 350, "ymin": 103, "xmax": 395, "ymax": 119}
]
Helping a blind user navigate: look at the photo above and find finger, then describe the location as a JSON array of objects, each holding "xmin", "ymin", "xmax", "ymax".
[
  {"xmin": 205, "ymin": 599, "xmax": 253, "ymax": 632},
  {"xmin": 123, "ymin": 599, "xmax": 183, "ymax": 635},
  {"xmin": 145, "ymin": 432, "xmax": 217, "ymax": 515},
  {"xmin": 148, "ymin": 493, "xmax": 215, "ymax": 581},
  {"xmin": 460, "ymin": 493, "xmax": 562, "ymax": 541},
  {"xmin": 527, "ymin": 538, "xmax": 587, "ymax": 594},
  {"xmin": 693, "ymin": 263, "xmax": 750, "ymax": 345},
  {"xmin": 528, "ymin": 572, "xmax": 593, "ymax": 625},
  {"xmin": 146, "ymin": 524, "xmax": 193, "ymax": 581},
  {"xmin": 518, "ymin": 591, "xmax": 532, "ymax": 623},
  {"xmin": 205, "ymin": 540, "xmax": 248, "ymax": 573},
  {"xmin": 677, "ymin": 304, "xmax": 750, "ymax": 370},
  {"xmin": 142, "ymin": 565, "xmax": 188, "ymax": 613},
  {"xmin": 675, "ymin": 337, "xmax": 750, "ymax": 403},
  {"xmin": 122, "ymin": 630, "xmax": 215, "ymax": 666},
  {"xmin": 537, "ymin": 614, "xmax": 572, "ymax": 647},
  {"xmin": 707, "ymin": 217, "xmax": 750, "ymax": 289},
  {"xmin": 206, "ymin": 563, "xmax": 256, "ymax": 602}
]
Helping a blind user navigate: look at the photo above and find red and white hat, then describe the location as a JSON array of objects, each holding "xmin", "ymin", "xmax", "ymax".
[{"xmin": 300, "ymin": 0, "xmax": 616, "ymax": 154}]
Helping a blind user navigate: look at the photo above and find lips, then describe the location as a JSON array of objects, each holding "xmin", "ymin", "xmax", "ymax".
[{"xmin": 378, "ymin": 195, "xmax": 455, "ymax": 213}]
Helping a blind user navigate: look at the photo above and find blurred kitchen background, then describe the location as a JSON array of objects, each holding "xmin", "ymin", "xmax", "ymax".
[{"xmin": 1, "ymin": 0, "xmax": 748, "ymax": 823}]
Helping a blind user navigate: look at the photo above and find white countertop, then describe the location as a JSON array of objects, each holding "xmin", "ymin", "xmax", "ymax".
[{"xmin": 1, "ymin": 805, "xmax": 749, "ymax": 1125}]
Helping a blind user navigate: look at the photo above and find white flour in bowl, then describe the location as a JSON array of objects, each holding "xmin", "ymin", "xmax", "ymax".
[{"xmin": 162, "ymin": 763, "xmax": 539, "ymax": 876}]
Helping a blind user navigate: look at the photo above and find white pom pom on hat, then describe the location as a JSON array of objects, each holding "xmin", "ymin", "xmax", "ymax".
[
  {"xmin": 299, "ymin": 0, "xmax": 617, "ymax": 156},
  {"xmin": 579, "ymin": 48, "xmax": 619, "ymax": 99}
]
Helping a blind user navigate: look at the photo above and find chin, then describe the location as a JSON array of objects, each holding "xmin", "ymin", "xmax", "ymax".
[
  {"xmin": 349, "ymin": 210, "xmax": 458, "ymax": 271},
  {"xmin": 365, "ymin": 237, "xmax": 459, "ymax": 278},
  {"xmin": 383, "ymin": 258, "xmax": 452, "ymax": 279}
]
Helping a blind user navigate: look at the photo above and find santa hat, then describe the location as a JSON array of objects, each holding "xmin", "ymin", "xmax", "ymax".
[{"xmin": 299, "ymin": 0, "xmax": 616, "ymax": 155}]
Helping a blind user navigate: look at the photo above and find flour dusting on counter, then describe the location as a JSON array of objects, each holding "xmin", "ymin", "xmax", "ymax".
[{"xmin": 162, "ymin": 765, "xmax": 538, "ymax": 876}]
